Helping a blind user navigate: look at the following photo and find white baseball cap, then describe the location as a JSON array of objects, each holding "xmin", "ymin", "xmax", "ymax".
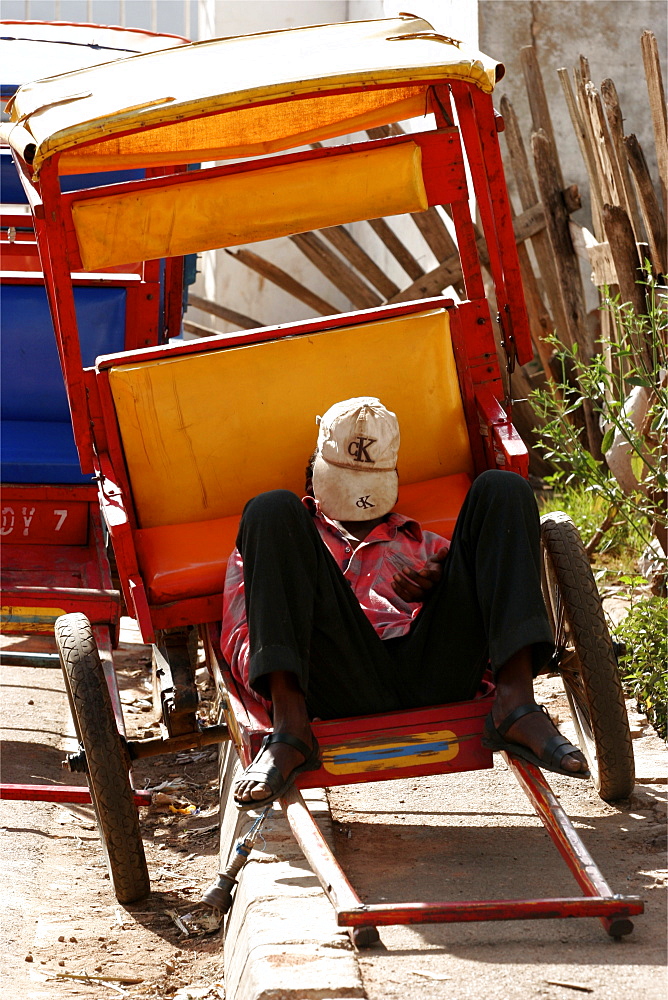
[{"xmin": 312, "ymin": 397, "xmax": 400, "ymax": 521}]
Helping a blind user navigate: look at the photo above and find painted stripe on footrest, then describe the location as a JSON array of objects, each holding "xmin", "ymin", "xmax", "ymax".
[{"xmin": 321, "ymin": 729, "xmax": 459, "ymax": 774}]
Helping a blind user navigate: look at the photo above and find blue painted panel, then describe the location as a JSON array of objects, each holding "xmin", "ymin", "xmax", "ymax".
[
  {"xmin": 1, "ymin": 420, "xmax": 93, "ymax": 484},
  {"xmin": 1, "ymin": 283, "xmax": 126, "ymax": 483},
  {"xmin": 60, "ymin": 169, "xmax": 144, "ymax": 192},
  {"xmin": 1, "ymin": 149, "xmax": 144, "ymax": 205},
  {"xmin": 0, "ymin": 149, "xmax": 25, "ymax": 203},
  {"xmin": 333, "ymin": 741, "xmax": 452, "ymax": 763},
  {"xmin": 1, "ymin": 283, "xmax": 127, "ymax": 423}
]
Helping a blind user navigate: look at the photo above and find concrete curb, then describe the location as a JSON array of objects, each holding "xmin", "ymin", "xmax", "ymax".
[{"xmin": 218, "ymin": 745, "xmax": 366, "ymax": 1000}]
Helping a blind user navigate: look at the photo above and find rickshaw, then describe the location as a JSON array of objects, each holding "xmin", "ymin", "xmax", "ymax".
[
  {"xmin": 0, "ymin": 20, "xmax": 188, "ymax": 755},
  {"xmin": 1, "ymin": 14, "xmax": 641, "ymax": 938}
]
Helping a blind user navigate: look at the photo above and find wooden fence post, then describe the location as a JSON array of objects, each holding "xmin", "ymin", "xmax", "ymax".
[
  {"xmin": 532, "ymin": 128, "xmax": 603, "ymax": 460},
  {"xmin": 602, "ymin": 204, "xmax": 651, "ymax": 369},
  {"xmin": 624, "ymin": 134, "xmax": 667, "ymax": 276},
  {"xmin": 500, "ymin": 94, "xmax": 567, "ymax": 348},
  {"xmin": 641, "ymin": 30, "xmax": 668, "ymax": 214}
]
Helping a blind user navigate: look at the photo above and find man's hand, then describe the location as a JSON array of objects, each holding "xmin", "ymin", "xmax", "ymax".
[{"xmin": 391, "ymin": 546, "xmax": 449, "ymax": 604}]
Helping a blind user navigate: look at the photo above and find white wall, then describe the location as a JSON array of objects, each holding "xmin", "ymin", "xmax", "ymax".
[
  {"xmin": 200, "ymin": 0, "xmax": 351, "ymax": 37},
  {"xmin": 1, "ymin": 0, "xmax": 195, "ymax": 37},
  {"xmin": 200, "ymin": 0, "xmax": 477, "ymax": 41}
]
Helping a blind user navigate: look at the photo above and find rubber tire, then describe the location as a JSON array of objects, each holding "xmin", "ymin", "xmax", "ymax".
[
  {"xmin": 540, "ymin": 512, "xmax": 635, "ymax": 802},
  {"xmin": 349, "ymin": 925, "xmax": 381, "ymax": 949},
  {"xmin": 55, "ymin": 612, "xmax": 150, "ymax": 903}
]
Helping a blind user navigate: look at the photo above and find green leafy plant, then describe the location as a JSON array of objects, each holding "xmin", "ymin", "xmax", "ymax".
[
  {"xmin": 539, "ymin": 484, "xmax": 645, "ymax": 563},
  {"xmin": 614, "ymin": 595, "xmax": 668, "ymax": 741},
  {"xmin": 531, "ymin": 268, "xmax": 667, "ymax": 570}
]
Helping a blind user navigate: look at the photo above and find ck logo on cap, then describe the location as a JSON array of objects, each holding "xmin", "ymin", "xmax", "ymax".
[
  {"xmin": 355, "ymin": 495, "xmax": 375, "ymax": 509},
  {"xmin": 347, "ymin": 435, "xmax": 377, "ymax": 463}
]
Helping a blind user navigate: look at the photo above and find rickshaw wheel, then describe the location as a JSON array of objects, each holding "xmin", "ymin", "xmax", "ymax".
[
  {"xmin": 55, "ymin": 612, "xmax": 150, "ymax": 903},
  {"xmin": 349, "ymin": 925, "xmax": 381, "ymax": 949},
  {"xmin": 540, "ymin": 512, "xmax": 635, "ymax": 802}
]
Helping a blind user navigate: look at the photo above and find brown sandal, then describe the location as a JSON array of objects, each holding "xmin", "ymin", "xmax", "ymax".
[
  {"xmin": 235, "ymin": 732, "xmax": 321, "ymax": 811},
  {"xmin": 482, "ymin": 703, "xmax": 590, "ymax": 778}
]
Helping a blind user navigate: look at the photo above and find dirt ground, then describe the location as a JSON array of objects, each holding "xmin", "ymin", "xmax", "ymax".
[
  {"xmin": 0, "ymin": 622, "xmax": 226, "ymax": 1000},
  {"xmin": 1, "ymin": 624, "xmax": 666, "ymax": 1000}
]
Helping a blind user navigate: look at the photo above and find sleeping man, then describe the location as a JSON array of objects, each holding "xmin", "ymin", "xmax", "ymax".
[{"xmin": 221, "ymin": 397, "xmax": 588, "ymax": 810}]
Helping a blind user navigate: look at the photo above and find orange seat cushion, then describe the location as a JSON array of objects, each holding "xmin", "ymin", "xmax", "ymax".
[
  {"xmin": 135, "ymin": 514, "xmax": 241, "ymax": 605},
  {"xmin": 397, "ymin": 472, "xmax": 471, "ymax": 538},
  {"xmin": 135, "ymin": 472, "xmax": 472, "ymax": 605}
]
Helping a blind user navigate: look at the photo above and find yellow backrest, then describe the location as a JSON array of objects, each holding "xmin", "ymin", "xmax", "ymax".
[
  {"xmin": 108, "ymin": 308, "xmax": 474, "ymax": 529},
  {"xmin": 72, "ymin": 142, "xmax": 428, "ymax": 271}
]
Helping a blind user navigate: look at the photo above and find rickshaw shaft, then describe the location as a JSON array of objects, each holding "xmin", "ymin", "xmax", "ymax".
[{"xmin": 505, "ymin": 753, "xmax": 642, "ymax": 937}]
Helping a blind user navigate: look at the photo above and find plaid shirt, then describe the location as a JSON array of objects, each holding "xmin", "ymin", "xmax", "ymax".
[{"xmin": 220, "ymin": 497, "xmax": 449, "ymax": 704}]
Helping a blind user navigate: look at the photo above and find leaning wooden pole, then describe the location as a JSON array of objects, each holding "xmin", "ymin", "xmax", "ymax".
[{"xmin": 532, "ymin": 128, "xmax": 603, "ymax": 461}]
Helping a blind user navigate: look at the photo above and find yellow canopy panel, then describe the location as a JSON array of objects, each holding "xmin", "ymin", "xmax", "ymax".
[
  {"xmin": 72, "ymin": 142, "xmax": 428, "ymax": 270},
  {"xmin": 1, "ymin": 15, "xmax": 504, "ymax": 175}
]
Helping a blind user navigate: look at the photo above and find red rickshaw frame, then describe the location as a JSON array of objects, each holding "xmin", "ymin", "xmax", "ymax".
[{"xmin": 2, "ymin": 16, "xmax": 642, "ymax": 938}]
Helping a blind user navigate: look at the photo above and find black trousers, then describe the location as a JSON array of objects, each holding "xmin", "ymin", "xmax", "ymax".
[{"xmin": 235, "ymin": 470, "xmax": 554, "ymax": 720}]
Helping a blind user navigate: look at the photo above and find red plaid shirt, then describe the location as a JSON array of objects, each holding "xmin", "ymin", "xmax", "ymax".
[{"xmin": 221, "ymin": 497, "xmax": 449, "ymax": 705}]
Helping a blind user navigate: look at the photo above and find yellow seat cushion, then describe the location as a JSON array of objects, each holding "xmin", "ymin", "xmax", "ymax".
[{"xmin": 136, "ymin": 472, "xmax": 472, "ymax": 605}]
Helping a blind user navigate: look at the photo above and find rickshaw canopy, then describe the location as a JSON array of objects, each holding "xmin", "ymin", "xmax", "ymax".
[
  {"xmin": 2, "ymin": 13, "xmax": 531, "ymax": 482},
  {"xmin": 2, "ymin": 15, "xmax": 504, "ymax": 175}
]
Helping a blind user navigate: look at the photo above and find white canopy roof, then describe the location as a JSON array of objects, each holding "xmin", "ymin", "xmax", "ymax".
[{"xmin": 1, "ymin": 15, "xmax": 503, "ymax": 175}]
